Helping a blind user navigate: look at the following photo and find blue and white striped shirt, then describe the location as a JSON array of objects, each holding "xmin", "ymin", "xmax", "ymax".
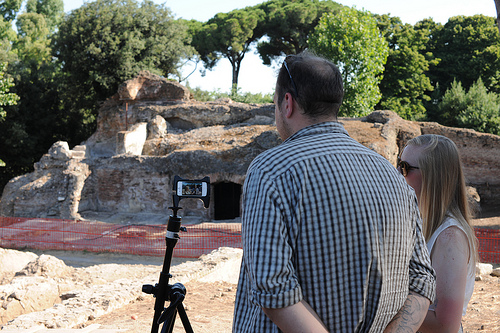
[{"xmin": 233, "ymin": 122, "xmax": 435, "ymax": 332}]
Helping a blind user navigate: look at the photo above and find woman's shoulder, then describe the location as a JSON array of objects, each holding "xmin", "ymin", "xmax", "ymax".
[
  {"xmin": 438, "ymin": 216, "xmax": 470, "ymax": 241},
  {"xmin": 434, "ymin": 224, "xmax": 469, "ymax": 255},
  {"xmin": 437, "ymin": 224, "xmax": 468, "ymax": 242}
]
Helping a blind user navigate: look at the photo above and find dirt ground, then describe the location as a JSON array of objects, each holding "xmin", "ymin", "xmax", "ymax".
[
  {"xmin": 90, "ymin": 276, "xmax": 500, "ymax": 333},
  {"xmin": 1, "ymin": 213, "xmax": 499, "ymax": 332},
  {"xmin": 89, "ymin": 280, "xmax": 236, "ymax": 332},
  {"xmin": 84, "ymin": 214, "xmax": 500, "ymax": 333}
]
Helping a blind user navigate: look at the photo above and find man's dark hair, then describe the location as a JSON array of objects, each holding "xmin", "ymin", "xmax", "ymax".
[{"xmin": 276, "ymin": 51, "xmax": 344, "ymax": 119}]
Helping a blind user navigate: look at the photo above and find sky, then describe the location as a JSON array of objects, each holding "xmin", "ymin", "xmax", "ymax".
[{"xmin": 61, "ymin": 0, "xmax": 498, "ymax": 94}]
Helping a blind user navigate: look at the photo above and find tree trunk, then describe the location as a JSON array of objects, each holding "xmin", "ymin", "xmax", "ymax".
[
  {"xmin": 232, "ymin": 64, "xmax": 239, "ymax": 92},
  {"xmin": 495, "ymin": 0, "xmax": 500, "ymax": 35},
  {"xmin": 231, "ymin": 53, "xmax": 244, "ymax": 94}
]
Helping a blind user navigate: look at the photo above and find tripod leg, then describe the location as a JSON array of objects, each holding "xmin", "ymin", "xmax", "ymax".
[
  {"xmin": 177, "ymin": 303, "xmax": 194, "ymax": 333},
  {"xmin": 160, "ymin": 308, "xmax": 176, "ymax": 333},
  {"xmin": 160, "ymin": 305, "xmax": 193, "ymax": 333}
]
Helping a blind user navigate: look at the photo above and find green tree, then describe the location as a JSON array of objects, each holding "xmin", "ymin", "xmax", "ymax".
[
  {"xmin": 254, "ymin": 0, "xmax": 341, "ymax": 65},
  {"xmin": 1, "ymin": 0, "xmax": 61, "ymax": 67},
  {"xmin": 52, "ymin": 0, "xmax": 193, "ymax": 116},
  {"xmin": 15, "ymin": 12, "xmax": 52, "ymax": 64},
  {"xmin": 437, "ymin": 80, "xmax": 466, "ymax": 125},
  {"xmin": 438, "ymin": 78, "xmax": 500, "ymax": 134},
  {"xmin": 0, "ymin": 0, "xmax": 23, "ymax": 21},
  {"xmin": 309, "ymin": 7, "xmax": 389, "ymax": 117},
  {"xmin": 0, "ymin": 17, "xmax": 17, "ymax": 63},
  {"xmin": 431, "ymin": 15, "xmax": 500, "ymax": 93},
  {"xmin": 0, "ymin": 62, "xmax": 19, "ymax": 167},
  {"xmin": 413, "ymin": 18, "xmax": 443, "ymax": 54},
  {"xmin": 190, "ymin": 7, "xmax": 263, "ymax": 92},
  {"xmin": 0, "ymin": 0, "xmax": 63, "ymax": 186},
  {"xmin": 376, "ymin": 15, "xmax": 437, "ymax": 120},
  {"xmin": 0, "ymin": 62, "xmax": 18, "ymax": 119},
  {"xmin": 0, "ymin": 0, "xmax": 21, "ymax": 63},
  {"xmin": 25, "ymin": 0, "xmax": 64, "ymax": 34},
  {"xmin": 0, "ymin": 62, "xmax": 62, "ymax": 169}
]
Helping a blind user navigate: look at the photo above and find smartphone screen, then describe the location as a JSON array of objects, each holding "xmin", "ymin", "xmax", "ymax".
[{"xmin": 176, "ymin": 181, "xmax": 207, "ymax": 197}]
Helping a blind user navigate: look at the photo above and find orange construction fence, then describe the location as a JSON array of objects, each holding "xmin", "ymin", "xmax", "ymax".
[
  {"xmin": 0, "ymin": 216, "xmax": 499, "ymax": 262},
  {"xmin": 475, "ymin": 228, "xmax": 500, "ymax": 264},
  {"xmin": 0, "ymin": 217, "xmax": 241, "ymax": 258}
]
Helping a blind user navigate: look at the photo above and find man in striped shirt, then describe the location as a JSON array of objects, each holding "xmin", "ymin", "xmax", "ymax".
[{"xmin": 232, "ymin": 52, "xmax": 436, "ymax": 332}]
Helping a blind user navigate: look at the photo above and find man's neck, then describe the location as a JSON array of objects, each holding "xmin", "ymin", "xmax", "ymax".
[{"xmin": 294, "ymin": 114, "xmax": 337, "ymax": 131}]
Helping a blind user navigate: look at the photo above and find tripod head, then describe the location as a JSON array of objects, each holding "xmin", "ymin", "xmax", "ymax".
[
  {"xmin": 167, "ymin": 175, "xmax": 210, "ymax": 238},
  {"xmin": 172, "ymin": 176, "xmax": 210, "ymax": 211}
]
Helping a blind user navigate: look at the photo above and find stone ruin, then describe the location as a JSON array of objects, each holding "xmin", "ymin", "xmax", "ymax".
[{"xmin": 0, "ymin": 71, "xmax": 499, "ymax": 222}]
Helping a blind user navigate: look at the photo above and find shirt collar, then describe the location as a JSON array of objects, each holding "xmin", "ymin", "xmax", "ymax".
[{"xmin": 283, "ymin": 121, "xmax": 350, "ymax": 143}]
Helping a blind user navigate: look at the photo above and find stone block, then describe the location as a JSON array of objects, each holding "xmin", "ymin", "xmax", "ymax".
[{"xmin": 476, "ymin": 263, "xmax": 493, "ymax": 275}]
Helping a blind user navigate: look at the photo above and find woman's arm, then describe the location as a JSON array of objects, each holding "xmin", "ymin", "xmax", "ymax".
[{"xmin": 418, "ymin": 226, "xmax": 469, "ymax": 333}]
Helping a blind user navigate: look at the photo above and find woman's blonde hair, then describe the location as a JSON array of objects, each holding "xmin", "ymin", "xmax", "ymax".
[{"xmin": 405, "ymin": 134, "xmax": 477, "ymax": 262}]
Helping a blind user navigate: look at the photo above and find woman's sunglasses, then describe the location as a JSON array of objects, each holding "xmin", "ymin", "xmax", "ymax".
[{"xmin": 397, "ymin": 157, "xmax": 419, "ymax": 177}]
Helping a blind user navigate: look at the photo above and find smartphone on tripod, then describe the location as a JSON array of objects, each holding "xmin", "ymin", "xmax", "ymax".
[{"xmin": 142, "ymin": 176, "xmax": 210, "ymax": 333}]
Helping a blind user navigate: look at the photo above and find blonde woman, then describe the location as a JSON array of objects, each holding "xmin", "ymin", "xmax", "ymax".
[{"xmin": 398, "ymin": 134, "xmax": 477, "ymax": 333}]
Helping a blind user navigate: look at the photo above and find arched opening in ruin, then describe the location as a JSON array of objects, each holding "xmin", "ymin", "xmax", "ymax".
[{"xmin": 214, "ymin": 182, "xmax": 242, "ymax": 220}]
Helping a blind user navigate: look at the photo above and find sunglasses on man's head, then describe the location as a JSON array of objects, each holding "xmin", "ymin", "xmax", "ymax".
[
  {"xmin": 397, "ymin": 157, "xmax": 419, "ymax": 177},
  {"xmin": 283, "ymin": 55, "xmax": 298, "ymax": 97}
]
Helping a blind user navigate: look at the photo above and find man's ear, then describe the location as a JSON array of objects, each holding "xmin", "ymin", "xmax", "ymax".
[{"xmin": 283, "ymin": 92, "xmax": 294, "ymax": 118}]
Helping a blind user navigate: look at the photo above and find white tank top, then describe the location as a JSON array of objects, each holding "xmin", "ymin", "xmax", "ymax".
[{"xmin": 426, "ymin": 216, "xmax": 475, "ymax": 316}]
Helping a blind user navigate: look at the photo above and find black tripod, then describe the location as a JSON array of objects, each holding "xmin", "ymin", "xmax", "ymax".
[{"xmin": 143, "ymin": 176, "xmax": 210, "ymax": 333}]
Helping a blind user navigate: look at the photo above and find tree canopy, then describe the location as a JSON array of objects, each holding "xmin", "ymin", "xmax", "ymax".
[
  {"xmin": 254, "ymin": 0, "xmax": 341, "ymax": 65},
  {"xmin": 0, "ymin": 62, "xmax": 18, "ymax": 120},
  {"xmin": 189, "ymin": 7, "xmax": 263, "ymax": 91},
  {"xmin": 0, "ymin": 0, "xmax": 19, "ymax": 63},
  {"xmin": 0, "ymin": 0, "xmax": 23, "ymax": 21},
  {"xmin": 25, "ymin": 0, "xmax": 64, "ymax": 34},
  {"xmin": 376, "ymin": 15, "xmax": 437, "ymax": 120},
  {"xmin": 1, "ymin": 1, "xmax": 500, "ymax": 192},
  {"xmin": 309, "ymin": 6, "xmax": 389, "ymax": 117},
  {"xmin": 15, "ymin": 12, "xmax": 52, "ymax": 65},
  {"xmin": 0, "ymin": 0, "xmax": 195, "ymax": 189},
  {"xmin": 53, "ymin": 0, "xmax": 194, "ymax": 108},
  {"xmin": 439, "ymin": 78, "xmax": 500, "ymax": 135},
  {"xmin": 430, "ymin": 15, "xmax": 500, "ymax": 93}
]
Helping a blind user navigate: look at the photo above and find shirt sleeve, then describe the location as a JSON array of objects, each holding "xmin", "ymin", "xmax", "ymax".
[
  {"xmin": 241, "ymin": 168, "xmax": 303, "ymax": 309},
  {"xmin": 408, "ymin": 201, "xmax": 436, "ymax": 302}
]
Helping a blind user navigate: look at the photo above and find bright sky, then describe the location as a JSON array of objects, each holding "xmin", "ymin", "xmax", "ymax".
[{"xmin": 62, "ymin": 0, "xmax": 497, "ymax": 94}]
